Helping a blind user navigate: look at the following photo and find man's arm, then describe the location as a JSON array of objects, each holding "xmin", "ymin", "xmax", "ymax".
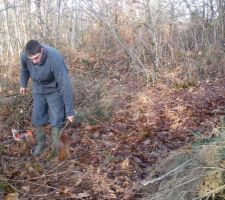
[
  {"xmin": 20, "ymin": 53, "xmax": 30, "ymax": 93},
  {"xmin": 52, "ymin": 55, "xmax": 75, "ymax": 120}
]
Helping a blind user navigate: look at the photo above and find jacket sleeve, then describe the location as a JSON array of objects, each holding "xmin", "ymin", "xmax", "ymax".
[
  {"xmin": 52, "ymin": 56, "xmax": 75, "ymax": 117},
  {"xmin": 20, "ymin": 54, "xmax": 30, "ymax": 88}
]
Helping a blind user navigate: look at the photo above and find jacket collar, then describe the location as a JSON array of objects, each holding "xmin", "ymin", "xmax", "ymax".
[{"xmin": 38, "ymin": 46, "xmax": 47, "ymax": 66}]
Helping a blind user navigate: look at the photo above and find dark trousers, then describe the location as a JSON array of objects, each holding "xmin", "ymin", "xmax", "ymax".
[{"xmin": 32, "ymin": 91, "xmax": 66, "ymax": 127}]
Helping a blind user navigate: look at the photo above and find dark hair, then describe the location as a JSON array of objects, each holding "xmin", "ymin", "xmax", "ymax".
[{"xmin": 25, "ymin": 40, "xmax": 42, "ymax": 56}]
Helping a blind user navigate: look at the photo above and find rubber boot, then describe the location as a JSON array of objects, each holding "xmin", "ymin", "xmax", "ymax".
[
  {"xmin": 51, "ymin": 127, "xmax": 61, "ymax": 156},
  {"xmin": 32, "ymin": 126, "xmax": 46, "ymax": 156}
]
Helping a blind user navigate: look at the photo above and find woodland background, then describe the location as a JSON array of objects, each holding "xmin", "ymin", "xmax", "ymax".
[
  {"xmin": 1, "ymin": 0, "xmax": 225, "ymax": 199},
  {"xmin": 1, "ymin": 0, "xmax": 225, "ymax": 84}
]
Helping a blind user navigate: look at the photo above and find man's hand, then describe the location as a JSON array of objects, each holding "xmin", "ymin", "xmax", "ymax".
[
  {"xmin": 20, "ymin": 87, "xmax": 26, "ymax": 94},
  {"xmin": 67, "ymin": 116, "xmax": 74, "ymax": 122}
]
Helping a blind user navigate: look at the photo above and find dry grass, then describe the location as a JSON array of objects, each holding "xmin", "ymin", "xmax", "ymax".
[{"xmin": 139, "ymin": 126, "xmax": 225, "ymax": 200}]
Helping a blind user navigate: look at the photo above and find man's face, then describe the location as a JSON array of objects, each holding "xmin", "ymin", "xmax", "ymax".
[{"xmin": 28, "ymin": 48, "xmax": 43, "ymax": 64}]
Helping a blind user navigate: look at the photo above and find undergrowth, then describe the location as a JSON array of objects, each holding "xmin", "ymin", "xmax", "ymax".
[{"xmin": 140, "ymin": 116, "xmax": 225, "ymax": 200}]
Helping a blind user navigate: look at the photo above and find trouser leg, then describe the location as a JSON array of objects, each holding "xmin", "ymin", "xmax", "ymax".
[
  {"xmin": 46, "ymin": 91, "xmax": 66, "ymax": 128},
  {"xmin": 46, "ymin": 91, "xmax": 65, "ymax": 156},
  {"xmin": 32, "ymin": 94, "xmax": 48, "ymax": 156},
  {"xmin": 32, "ymin": 93, "xmax": 48, "ymax": 126}
]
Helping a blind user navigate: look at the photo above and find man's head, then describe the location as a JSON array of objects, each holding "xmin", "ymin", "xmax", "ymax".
[{"xmin": 25, "ymin": 40, "xmax": 44, "ymax": 64}]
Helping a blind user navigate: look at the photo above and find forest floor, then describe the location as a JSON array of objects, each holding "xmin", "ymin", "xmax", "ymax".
[{"xmin": 1, "ymin": 60, "xmax": 225, "ymax": 199}]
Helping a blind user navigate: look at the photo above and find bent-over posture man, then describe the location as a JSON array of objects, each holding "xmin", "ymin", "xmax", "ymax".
[{"xmin": 20, "ymin": 40, "xmax": 74, "ymax": 156}]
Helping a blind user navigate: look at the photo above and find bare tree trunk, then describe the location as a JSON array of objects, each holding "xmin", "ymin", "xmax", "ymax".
[
  {"xmin": 209, "ymin": 0, "xmax": 216, "ymax": 42},
  {"xmin": 218, "ymin": 0, "xmax": 225, "ymax": 38},
  {"xmin": 55, "ymin": 0, "xmax": 61, "ymax": 47},
  {"xmin": 3, "ymin": 0, "xmax": 14, "ymax": 63},
  {"xmin": 12, "ymin": 6, "xmax": 23, "ymax": 50}
]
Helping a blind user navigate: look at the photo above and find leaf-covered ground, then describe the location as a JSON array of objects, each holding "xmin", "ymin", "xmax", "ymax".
[{"xmin": 1, "ymin": 63, "xmax": 225, "ymax": 199}]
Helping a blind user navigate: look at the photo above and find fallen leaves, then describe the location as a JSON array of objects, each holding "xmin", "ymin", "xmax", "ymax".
[
  {"xmin": 2, "ymin": 79, "xmax": 225, "ymax": 199},
  {"xmin": 21, "ymin": 185, "xmax": 30, "ymax": 193},
  {"xmin": 121, "ymin": 158, "xmax": 130, "ymax": 170},
  {"xmin": 4, "ymin": 193, "xmax": 19, "ymax": 200}
]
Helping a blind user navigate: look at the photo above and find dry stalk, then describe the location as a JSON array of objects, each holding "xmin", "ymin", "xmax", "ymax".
[
  {"xmin": 193, "ymin": 184, "xmax": 225, "ymax": 200},
  {"xmin": 140, "ymin": 159, "xmax": 192, "ymax": 186},
  {"xmin": 88, "ymin": 115, "xmax": 119, "ymax": 133},
  {"xmin": 27, "ymin": 169, "xmax": 83, "ymax": 181},
  {"xmin": 140, "ymin": 140, "xmax": 225, "ymax": 200},
  {"xmin": 2, "ymin": 178, "xmax": 59, "ymax": 197}
]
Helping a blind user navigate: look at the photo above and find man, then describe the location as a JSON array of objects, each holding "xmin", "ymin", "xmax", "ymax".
[{"xmin": 20, "ymin": 40, "xmax": 74, "ymax": 156}]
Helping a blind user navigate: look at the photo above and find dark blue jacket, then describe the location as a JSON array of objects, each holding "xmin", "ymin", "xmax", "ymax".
[{"xmin": 20, "ymin": 45, "xmax": 74, "ymax": 117}]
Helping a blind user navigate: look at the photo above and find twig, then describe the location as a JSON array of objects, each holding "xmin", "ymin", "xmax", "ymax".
[
  {"xmin": 4, "ymin": 179, "xmax": 49, "ymax": 197},
  {"xmin": 88, "ymin": 116, "xmax": 119, "ymax": 133},
  {"xmin": 28, "ymin": 169, "xmax": 83, "ymax": 181},
  {"xmin": 60, "ymin": 120, "xmax": 70, "ymax": 136},
  {"xmin": 140, "ymin": 160, "xmax": 191, "ymax": 186},
  {"xmin": 47, "ymin": 160, "xmax": 71, "ymax": 173},
  {"xmin": 6, "ymin": 178, "xmax": 62, "ymax": 194}
]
